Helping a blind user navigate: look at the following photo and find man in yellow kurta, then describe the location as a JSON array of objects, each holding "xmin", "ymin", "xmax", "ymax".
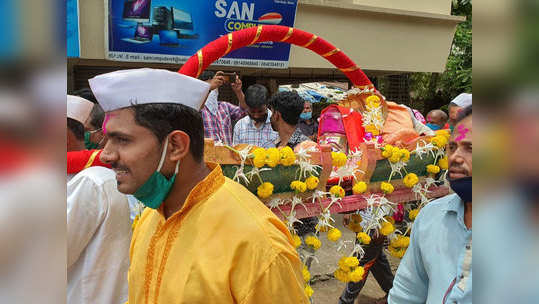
[{"xmin": 89, "ymin": 68, "xmax": 308, "ymax": 304}]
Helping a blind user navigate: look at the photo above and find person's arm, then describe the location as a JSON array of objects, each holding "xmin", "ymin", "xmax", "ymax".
[
  {"xmin": 67, "ymin": 174, "xmax": 106, "ymax": 268},
  {"xmin": 199, "ymin": 73, "xmax": 225, "ymax": 110},
  {"xmin": 239, "ymin": 252, "xmax": 310, "ymax": 304},
  {"xmin": 388, "ymin": 212, "xmax": 429, "ymax": 304},
  {"xmin": 230, "ymin": 76, "xmax": 247, "ymax": 110}
]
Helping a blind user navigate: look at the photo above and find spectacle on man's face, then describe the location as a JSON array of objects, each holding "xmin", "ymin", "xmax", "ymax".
[{"xmin": 99, "ymin": 108, "xmax": 162, "ymax": 194}]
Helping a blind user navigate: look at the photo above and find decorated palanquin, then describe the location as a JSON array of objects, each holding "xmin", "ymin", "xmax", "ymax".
[{"xmin": 180, "ymin": 26, "xmax": 452, "ymax": 294}]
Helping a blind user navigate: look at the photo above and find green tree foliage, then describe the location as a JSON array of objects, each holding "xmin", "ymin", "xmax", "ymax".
[{"xmin": 409, "ymin": 0, "xmax": 472, "ymax": 113}]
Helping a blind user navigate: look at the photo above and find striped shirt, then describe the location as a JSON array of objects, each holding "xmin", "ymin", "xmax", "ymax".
[
  {"xmin": 201, "ymin": 101, "xmax": 246, "ymax": 146},
  {"xmin": 233, "ymin": 110, "xmax": 279, "ymax": 148}
]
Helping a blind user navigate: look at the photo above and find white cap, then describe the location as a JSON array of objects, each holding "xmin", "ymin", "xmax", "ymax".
[
  {"xmin": 88, "ymin": 68, "xmax": 210, "ymax": 112},
  {"xmin": 67, "ymin": 95, "xmax": 94, "ymax": 124},
  {"xmin": 450, "ymin": 93, "xmax": 472, "ymax": 108}
]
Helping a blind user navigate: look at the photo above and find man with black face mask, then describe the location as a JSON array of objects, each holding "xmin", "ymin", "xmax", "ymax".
[
  {"xmin": 233, "ymin": 84, "xmax": 278, "ymax": 148},
  {"xmin": 388, "ymin": 105, "xmax": 472, "ymax": 304}
]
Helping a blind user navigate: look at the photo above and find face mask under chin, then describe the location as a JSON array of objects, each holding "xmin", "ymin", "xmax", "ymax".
[{"xmin": 132, "ymin": 136, "xmax": 180, "ymax": 209}]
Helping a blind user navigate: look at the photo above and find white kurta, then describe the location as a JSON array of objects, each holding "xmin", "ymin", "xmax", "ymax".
[{"xmin": 67, "ymin": 166, "xmax": 131, "ymax": 304}]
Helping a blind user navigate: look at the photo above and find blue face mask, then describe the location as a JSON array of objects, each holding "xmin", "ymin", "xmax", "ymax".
[
  {"xmin": 426, "ymin": 123, "xmax": 441, "ymax": 131},
  {"xmin": 133, "ymin": 137, "xmax": 180, "ymax": 209},
  {"xmin": 300, "ymin": 112, "xmax": 312, "ymax": 120}
]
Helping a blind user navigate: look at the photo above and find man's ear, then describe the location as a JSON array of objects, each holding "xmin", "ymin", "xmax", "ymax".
[{"xmin": 168, "ymin": 130, "xmax": 190, "ymax": 162}]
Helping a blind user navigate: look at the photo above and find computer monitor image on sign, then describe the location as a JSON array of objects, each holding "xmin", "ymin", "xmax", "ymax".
[
  {"xmin": 122, "ymin": 0, "xmax": 153, "ymax": 44},
  {"xmin": 171, "ymin": 8, "xmax": 198, "ymax": 39},
  {"xmin": 122, "ymin": 0, "xmax": 151, "ymax": 22}
]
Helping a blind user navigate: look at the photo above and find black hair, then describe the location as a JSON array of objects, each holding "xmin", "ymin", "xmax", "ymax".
[
  {"xmin": 73, "ymin": 88, "xmax": 97, "ymax": 103},
  {"xmin": 199, "ymin": 71, "xmax": 215, "ymax": 81},
  {"xmin": 268, "ymin": 91, "xmax": 304, "ymax": 126},
  {"xmin": 132, "ymin": 103, "xmax": 204, "ymax": 162},
  {"xmin": 245, "ymin": 84, "xmax": 268, "ymax": 109},
  {"xmin": 88, "ymin": 103, "xmax": 104, "ymax": 130},
  {"xmin": 456, "ymin": 105, "xmax": 472, "ymax": 124},
  {"xmin": 74, "ymin": 88, "xmax": 103, "ymax": 129},
  {"xmin": 67, "ymin": 118, "xmax": 85, "ymax": 141}
]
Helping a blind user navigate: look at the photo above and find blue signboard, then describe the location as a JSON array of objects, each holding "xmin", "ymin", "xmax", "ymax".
[
  {"xmin": 67, "ymin": 0, "xmax": 80, "ymax": 57},
  {"xmin": 106, "ymin": 0, "xmax": 298, "ymax": 68}
]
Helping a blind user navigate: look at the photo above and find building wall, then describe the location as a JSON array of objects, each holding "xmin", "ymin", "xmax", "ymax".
[{"xmin": 77, "ymin": 0, "xmax": 462, "ymax": 74}]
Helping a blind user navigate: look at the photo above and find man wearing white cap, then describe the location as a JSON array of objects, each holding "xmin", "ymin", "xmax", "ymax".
[
  {"xmin": 89, "ymin": 68, "xmax": 308, "ymax": 304},
  {"xmin": 448, "ymin": 93, "xmax": 472, "ymax": 131},
  {"xmin": 67, "ymin": 95, "xmax": 132, "ymax": 304},
  {"xmin": 67, "ymin": 95, "xmax": 94, "ymax": 152}
]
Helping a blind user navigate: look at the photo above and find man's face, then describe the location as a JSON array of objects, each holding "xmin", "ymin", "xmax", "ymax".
[
  {"xmin": 100, "ymin": 108, "xmax": 162, "ymax": 194},
  {"xmin": 303, "ymin": 102, "xmax": 312, "ymax": 113},
  {"xmin": 448, "ymin": 115, "xmax": 472, "ymax": 180},
  {"xmin": 247, "ymin": 105, "xmax": 268, "ymax": 123},
  {"xmin": 449, "ymin": 106, "xmax": 462, "ymax": 127}
]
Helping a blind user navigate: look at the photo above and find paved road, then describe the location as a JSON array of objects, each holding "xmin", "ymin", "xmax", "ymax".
[{"xmin": 307, "ymin": 214, "xmax": 401, "ymax": 304}]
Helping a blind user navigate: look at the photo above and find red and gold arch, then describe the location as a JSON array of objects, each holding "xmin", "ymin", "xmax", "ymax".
[{"xmin": 178, "ymin": 25, "xmax": 373, "ymax": 89}]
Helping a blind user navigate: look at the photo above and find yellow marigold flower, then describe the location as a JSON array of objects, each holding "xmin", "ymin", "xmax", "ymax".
[
  {"xmin": 403, "ymin": 173, "xmax": 419, "ymax": 188},
  {"xmin": 304, "ymin": 284, "xmax": 314, "ymax": 298},
  {"xmin": 330, "ymin": 185, "xmax": 346, "ymax": 198},
  {"xmin": 426, "ymin": 164, "xmax": 441, "ymax": 174},
  {"xmin": 257, "ymin": 182, "xmax": 274, "ymax": 199},
  {"xmin": 331, "ymin": 151, "xmax": 348, "ymax": 167},
  {"xmin": 338, "ymin": 257, "xmax": 349, "ymax": 271},
  {"xmin": 365, "ymin": 124, "xmax": 380, "ymax": 136},
  {"xmin": 380, "ymin": 182, "xmax": 394, "ymax": 194},
  {"xmin": 400, "ymin": 148, "xmax": 411, "ymax": 162},
  {"xmin": 388, "ymin": 246, "xmax": 406, "ymax": 258},
  {"xmin": 381, "ymin": 144, "xmax": 394, "ymax": 158},
  {"xmin": 356, "ymin": 232, "xmax": 371, "ymax": 245},
  {"xmin": 305, "ymin": 176, "xmax": 319, "ymax": 190},
  {"xmin": 279, "ymin": 146, "xmax": 296, "ymax": 166},
  {"xmin": 348, "ymin": 266, "xmax": 365, "ymax": 282},
  {"xmin": 265, "ymin": 148, "xmax": 280, "ymax": 167},
  {"xmin": 327, "ymin": 228, "xmax": 342, "ymax": 242},
  {"xmin": 251, "ymin": 147, "xmax": 266, "ymax": 168},
  {"xmin": 431, "ymin": 135, "xmax": 448, "ymax": 149},
  {"xmin": 389, "ymin": 149, "xmax": 403, "ymax": 163},
  {"xmin": 345, "ymin": 256, "xmax": 360, "ymax": 268},
  {"xmin": 290, "ymin": 180, "xmax": 307, "ymax": 193},
  {"xmin": 305, "ymin": 235, "xmax": 322, "ymax": 250},
  {"xmin": 365, "ymin": 95, "xmax": 381, "ymax": 109},
  {"xmin": 352, "ymin": 181, "xmax": 368, "ymax": 194},
  {"xmin": 334, "ymin": 268, "xmax": 349, "ymax": 282},
  {"xmin": 292, "ymin": 234, "xmax": 302, "ymax": 249},
  {"xmin": 347, "ymin": 223, "xmax": 363, "ymax": 233},
  {"xmin": 390, "ymin": 235, "xmax": 411, "ymax": 249},
  {"xmin": 435, "ymin": 129, "xmax": 450, "ymax": 139},
  {"xmin": 302, "ymin": 266, "xmax": 311, "ymax": 283},
  {"xmin": 409, "ymin": 209, "xmax": 419, "ymax": 221},
  {"xmin": 438, "ymin": 156, "xmax": 449, "ymax": 170},
  {"xmin": 380, "ymin": 221, "xmax": 395, "ymax": 236}
]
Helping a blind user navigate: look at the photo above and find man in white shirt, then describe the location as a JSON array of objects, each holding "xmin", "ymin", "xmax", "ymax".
[
  {"xmin": 66, "ymin": 95, "xmax": 132, "ymax": 304},
  {"xmin": 233, "ymin": 84, "xmax": 278, "ymax": 148}
]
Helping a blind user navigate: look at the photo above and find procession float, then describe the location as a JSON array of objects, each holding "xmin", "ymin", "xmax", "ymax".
[{"xmin": 178, "ymin": 25, "xmax": 451, "ymax": 298}]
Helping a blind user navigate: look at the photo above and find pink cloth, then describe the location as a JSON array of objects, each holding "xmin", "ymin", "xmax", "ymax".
[{"xmin": 412, "ymin": 109, "xmax": 426, "ymax": 125}]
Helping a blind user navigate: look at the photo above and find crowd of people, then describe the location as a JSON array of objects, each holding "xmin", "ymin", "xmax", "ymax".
[{"xmin": 66, "ymin": 68, "xmax": 472, "ymax": 304}]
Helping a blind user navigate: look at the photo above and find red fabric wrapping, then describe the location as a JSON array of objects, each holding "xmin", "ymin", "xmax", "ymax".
[
  {"xmin": 318, "ymin": 105, "xmax": 365, "ymax": 153},
  {"xmin": 179, "ymin": 25, "xmax": 373, "ymax": 87},
  {"xmin": 67, "ymin": 150, "xmax": 111, "ymax": 174}
]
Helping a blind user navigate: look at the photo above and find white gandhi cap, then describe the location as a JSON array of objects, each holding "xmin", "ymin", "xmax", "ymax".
[
  {"xmin": 88, "ymin": 68, "xmax": 210, "ymax": 112},
  {"xmin": 67, "ymin": 95, "xmax": 94, "ymax": 124},
  {"xmin": 450, "ymin": 93, "xmax": 472, "ymax": 108}
]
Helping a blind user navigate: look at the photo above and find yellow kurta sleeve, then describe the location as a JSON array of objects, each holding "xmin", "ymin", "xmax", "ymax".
[{"xmin": 240, "ymin": 251, "xmax": 309, "ymax": 304}]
